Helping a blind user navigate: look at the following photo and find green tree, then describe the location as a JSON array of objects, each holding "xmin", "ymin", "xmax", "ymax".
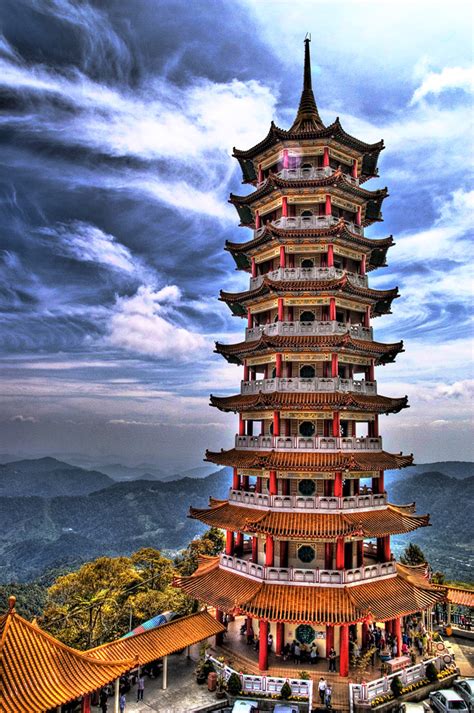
[
  {"xmin": 175, "ymin": 527, "xmax": 225, "ymax": 576},
  {"xmin": 400, "ymin": 543, "xmax": 426, "ymax": 566}
]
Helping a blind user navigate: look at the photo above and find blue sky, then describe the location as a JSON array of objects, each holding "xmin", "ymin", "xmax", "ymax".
[{"xmin": 0, "ymin": 0, "xmax": 472, "ymax": 470}]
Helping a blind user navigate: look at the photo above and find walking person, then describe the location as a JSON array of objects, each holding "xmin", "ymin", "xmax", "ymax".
[
  {"xmin": 136, "ymin": 673, "xmax": 145, "ymax": 702},
  {"xmin": 319, "ymin": 677, "xmax": 327, "ymax": 705},
  {"xmin": 119, "ymin": 692, "xmax": 126, "ymax": 713},
  {"xmin": 328, "ymin": 646, "xmax": 337, "ymax": 672},
  {"xmin": 99, "ymin": 689, "xmax": 108, "ymax": 713},
  {"xmin": 325, "ymin": 683, "xmax": 333, "ymax": 709}
]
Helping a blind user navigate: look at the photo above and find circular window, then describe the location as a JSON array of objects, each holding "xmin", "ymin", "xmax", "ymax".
[
  {"xmin": 298, "ymin": 545, "xmax": 315, "ymax": 563},
  {"xmin": 301, "ymin": 258, "xmax": 314, "ymax": 268},
  {"xmin": 300, "ymin": 311, "xmax": 315, "ymax": 322},
  {"xmin": 300, "ymin": 365, "xmax": 315, "ymax": 378},
  {"xmin": 299, "ymin": 479, "xmax": 316, "ymax": 496},
  {"xmin": 296, "ymin": 624, "xmax": 316, "ymax": 645},
  {"xmin": 299, "ymin": 421, "xmax": 315, "ymax": 437},
  {"xmin": 301, "ymin": 210, "xmax": 313, "ymax": 217}
]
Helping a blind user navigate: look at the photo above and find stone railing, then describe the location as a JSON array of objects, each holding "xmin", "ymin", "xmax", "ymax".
[
  {"xmin": 245, "ymin": 320, "xmax": 373, "ymax": 342},
  {"xmin": 275, "ymin": 166, "xmax": 334, "ymax": 181},
  {"xmin": 249, "ymin": 266, "xmax": 368, "ymax": 290},
  {"xmin": 241, "ymin": 376, "xmax": 377, "ymax": 396},
  {"xmin": 254, "ymin": 214, "xmax": 364, "ymax": 236},
  {"xmin": 220, "ymin": 554, "xmax": 396, "ymax": 586},
  {"xmin": 208, "ymin": 655, "xmax": 313, "ymax": 708},
  {"xmin": 235, "ymin": 435, "xmax": 383, "ymax": 452},
  {"xmin": 228, "ymin": 488, "xmax": 387, "ymax": 511}
]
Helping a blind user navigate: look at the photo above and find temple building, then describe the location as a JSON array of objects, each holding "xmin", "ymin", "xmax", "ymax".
[{"xmin": 176, "ymin": 39, "xmax": 445, "ymax": 678}]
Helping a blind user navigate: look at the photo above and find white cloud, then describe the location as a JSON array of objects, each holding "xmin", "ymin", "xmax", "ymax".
[
  {"xmin": 106, "ymin": 285, "xmax": 207, "ymax": 360},
  {"xmin": 411, "ymin": 66, "xmax": 474, "ymax": 104},
  {"xmin": 10, "ymin": 414, "xmax": 37, "ymax": 423}
]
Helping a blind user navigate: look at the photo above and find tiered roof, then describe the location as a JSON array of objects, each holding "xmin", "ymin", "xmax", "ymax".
[
  {"xmin": 215, "ymin": 332, "xmax": 404, "ymax": 365},
  {"xmin": 210, "ymin": 391, "xmax": 408, "ymax": 415},
  {"xmin": 176, "ymin": 557, "xmax": 445, "ymax": 625},
  {"xmin": 205, "ymin": 448, "xmax": 413, "ymax": 472},
  {"xmin": 220, "ymin": 275, "xmax": 399, "ymax": 317},
  {"xmin": 225, "ymin": 221, "xmax": 394, "ymax": 272},
  {"xmin": 189, "ymin": 500, "xmax": 429, "ymax": 539}
]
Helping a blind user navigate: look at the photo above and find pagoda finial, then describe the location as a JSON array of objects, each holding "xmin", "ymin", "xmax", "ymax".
[{"xmin": 290, "ymin": 35, "xmax": 325, "ymax": 132}]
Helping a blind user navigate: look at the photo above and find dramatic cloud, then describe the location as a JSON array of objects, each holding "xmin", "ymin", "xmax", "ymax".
[{"xmin": 410, "ymin": 65, "xmax": 474, "ymax": 104}]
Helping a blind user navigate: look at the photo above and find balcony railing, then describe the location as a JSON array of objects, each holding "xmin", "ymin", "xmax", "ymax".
[
  {"xmin": 275, "ymin": 166, "xmax": 359, "ymax": 186},
  {"xmin": 235, "ymin": 435, "xmax": 383, "ymax": 452},
  {"xmin": 254, "ymin": 215, "xmax": 364, "ymax": 237},
  {"xmin": 241, "ymin": 376, "xmax": 377, "ymax": 396},
  {"xmin": 249, "ymin": 266, "xmax": 368, "ymax": 290},
  {"xmin": 245, "ymin": 320, "xmax": 373, "ymax": 342},
  {"xmin": 229, "ymin": 488, "xmax": 387, "ymax": 511},
  {"xmin": 220, "ymin": 553, "xmax": 396, "ymax": 587}
]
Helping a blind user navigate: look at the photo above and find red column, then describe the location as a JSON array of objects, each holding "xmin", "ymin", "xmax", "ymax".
[
  {"xmin": 331, "ymin": 353, "xmax": 338, "ymax": 378},
  {"xmin": 394, "ymin": 617, "xmax": 402, "ymax": 655},
  {"xmin": 251, "ymin": 257, "xmax": 257, "ymax": 278},
  {"xmin": 364, "ymin": 306, "xmax": 371, "ymax": 328},
  {"xmin": 235, "ymin": 532, "xmax": 244, "ymax": 556},
  {"xmin": 385, "ymin": 620, "xmax": 392, "ymax": 636},
  {"xmin": 282, "ymin": 478, "xmax": 290, "ymax": 495},
  {"xmin": 329, "ymin": 297, "xmax": 336, "ymax": 321},
  {"xmin": 273, "ymin": 411, "xmax": 280, "ymax": 437},
  {"xmin": 356, "ymin": 206, "xmax": 362, "ymax": 226},
  {"xmin": 269, "ymin": 470, "xmax": 277, "ymax": 495},
  {"xmin": 246, "ymin": 616, "xmax": 254, "ymax": 636},
  {"xmin": 368, "ymin": 361, "xmax": 375, "ymax": 381},
  {"xmin": 282, "ymin": 196, "xmax": 288, "ymax": 217},
  {"xmin": 383, "ymin": 535, "xmax": 391, "ymax": 562},
  {"xmin": 279, "ymin": 245, "xmax": 286, "ymax": 268},
  {"xmin": 352, "ymin": 160, "xmax": 358, "ymax": 179},
  {"xmin": 255, "ymin": 476, "xmax": 262, "ymax": 493},
  {"xmin": 259, "ymin": 620, "xmax": 269, "ymax": 670},
  {"xmin": 334, "ymin": 471, "xmax": 343, "ymax": 497},
  {"xmin": 362, "ymin": 621, "xmax": 369, "ymax": 648},
  {"xmin": 325, "ymin": 194, "xmax": 332, "ymax": 216},
  {"xmin": 324, "ymin": 543, "xmax": 333, "ymax": 569},
  {"xmin": 275, "ymin": 353, "xmax": 282, "ymax": 378},
  {"xmin": 373, "ymin": 470, "xmax": 384, "ymax": 494},
  {"xmin": 265, "ymin": 535, "xmax": 274, "ymax": 566},
  {"xmin": 339, "ymin": 624, "xmax": 349, "ymax": 676},
  {"xmin": 280, "ymin": 540, "xmax": 288, "ymax": 567},
  {"xmin": 323, "ymin": 147, "xmax": 330, "ymax": 167},
  {"xmin": 252, "ymin": 536, "xmax": 258, "ymax": 562},
  {"xmin": 357, "ymin": 540, "xmax": 364, "ymax": 567},
  {"xmin": 336, "ymin": 537, "xmax": 345, "ymax": 570},
  {"xmin": 216, "ymin": 608, "xmax": 224, "ymax": 645},
  {"xmin": 283, "ymin": 149, "xmax": 289, "ymax": 169},
  {"xmin": 239, "ymin": 415, "xmax": 245, "ymax": 436},
  {"xmin": 326, "ymin": 625, "xmax": 334, "ymax": 657},
  {"xmin": 258, "ymin": 163, "xmax": 263, "ymax": 183},
  {"xmin": 225, "ymin": 531, "xmax": 234, "ymax": 556},
  {"xmin": 327, "ymin": 243, "xmax": 334, "ymax": 267},
  {"xmin": 81, "ymin": 695, "xmax": 91, "ymax": 713},
  {"xmin": 255, "ymin": 211, "xmax": 261, "ymax": 229},
  {"xmin": 243, "ymin": 363, "xmax": 249, "ymax": 381},
  {"xmin": 360, "ymin": 254, "xmax": 366, "ymax": 276},
  {"xmin": 232, "ymin": 468, "xmax": 240, "ymax": 490},
  {"xmin": 372, "ymin": 415, "xmax": 379, "ymax": 438},
  {"xmin": 247, "ymin": 309, "xmax": 252, "ymax": 328},
  {"xmin": 242, "ymin": 475, "xmax": 249, "ymax": 490},
  {"xmin": 276, "ymin": 622, "xmax": 285, "ymax": 655},
  {"xmin": 332, "ymin": 412, "xmax": 340, "ymax": 438},
  {"xmin": 278, "ymin": 297, "xmax": 284, "ymax": 321}
]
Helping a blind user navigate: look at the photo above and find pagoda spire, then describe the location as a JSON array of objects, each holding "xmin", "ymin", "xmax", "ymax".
[{"xmin": 290, "ymin": 35, "xmax": 325, "ymax": 132}]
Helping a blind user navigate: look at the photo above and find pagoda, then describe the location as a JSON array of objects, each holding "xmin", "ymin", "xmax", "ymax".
[{"xmin": 176, "ymin": 39, "xmax": 444, "ymax": 678}]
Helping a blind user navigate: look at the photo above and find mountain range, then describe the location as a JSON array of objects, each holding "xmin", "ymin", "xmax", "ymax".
[{"xmin": 0, "ymin": 457, "xmax": 471, "ymax": 583}]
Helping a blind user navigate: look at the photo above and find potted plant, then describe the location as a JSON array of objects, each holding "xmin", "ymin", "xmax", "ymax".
[
  {"xmin": 215, "ymin": 673, "xmax": 227, "ymax": 700},
  {"xmin": 227, "ymin": 672, "xmax": 242, "ymax": 697}
]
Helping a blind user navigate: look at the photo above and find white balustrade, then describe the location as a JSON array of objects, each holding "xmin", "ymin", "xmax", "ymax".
[
  {"xmin": 253, "ymin": 215, "xmax": 364, "ymax": 236},
  {"xmin": 241, "ymin": 376, "xmax": 377, "ymax": 395},
  {"xmin": 276, "ymin": 166, "xmax": 334, "ymax": 181},
  {"xmin": 219, "ymin": 554, "xmax": 396, "ymax": 586},
  {"xmin": 235, "ymin": 434, "xmax": 382, "ymax": 452},
  {"xmin": 245, "ymin": 320, "xmax": 373, "ymax": 342},
  {"xmin": 249, "ymin": 266, "xmax": 368, "ymax": 290},
  {"xmin": 228, "ymin": 488, "xmax": 387, "ymax": 511}
]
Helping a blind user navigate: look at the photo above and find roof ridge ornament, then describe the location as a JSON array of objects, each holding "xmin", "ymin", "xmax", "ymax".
[{"xmin": 290, "ymin": 35, "xmax": 325, "ymax": 133}]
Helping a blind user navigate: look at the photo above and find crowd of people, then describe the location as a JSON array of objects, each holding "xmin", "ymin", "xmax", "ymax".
[{"xmin": 96, "ymin": 671, "xmax": 147, "ymax": 711}]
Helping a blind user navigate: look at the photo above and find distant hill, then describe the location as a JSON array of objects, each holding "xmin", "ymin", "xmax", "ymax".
[
  {"xmin": 86, "ymin": 462, "xmax": 169, "ymax": 481},
  {"xmin": 0, "ymin": 457, "xmax": 113, "ymax": 497},
  {"xmin": 410, "ymin": 462, "xmax": 473, "ymax": 479}
]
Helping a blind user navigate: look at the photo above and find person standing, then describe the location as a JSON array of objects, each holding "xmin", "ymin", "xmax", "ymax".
[
  {"xmin": 136, "ymin": 673, "xmax": 145, "ymax": 702},
  {"xmin": 318, "ymin": 677, "xmax": 327, "ymax": 705},
  {"xmin": 99, "ymin": 689, "xmax": 108, "ymax": 713},
  {"xmin": 328, "ymin": 646, "xmax": 337, "ymax": 672},
  {"xmin": 325, "ymin": 683, "xmax": 333, "ymax": 709}
]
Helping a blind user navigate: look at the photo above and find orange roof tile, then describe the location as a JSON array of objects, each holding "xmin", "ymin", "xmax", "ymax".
[
  {"xmin": 210, "ymin": 391, "xmax": 408, "ymax": 415},
  {"xmin": 445, "ymin": 587, "xmax": 474, "ymax": 608},
  {"xmin": 189, "ymin": 501, "xmax": 429, "ymax": 539},
  {"xmin": 0, "ymin": 597, "xmax": 135, "ymax": 713},
  {"xmin": 205, "ymin": 448, "xmax": 414, "ymax": 472},
  {"xmin": 88, "ymin": 610, "xmax": 224, "ymax": 665},
  {"xmin": 175, "ymin": 559, "xmax": 444, "ymax": 625}
]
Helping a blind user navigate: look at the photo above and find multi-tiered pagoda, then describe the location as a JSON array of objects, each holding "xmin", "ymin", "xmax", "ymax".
[{"xmin": 177, "ymin": 39, "xmax": 443, "ymax": 677}]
